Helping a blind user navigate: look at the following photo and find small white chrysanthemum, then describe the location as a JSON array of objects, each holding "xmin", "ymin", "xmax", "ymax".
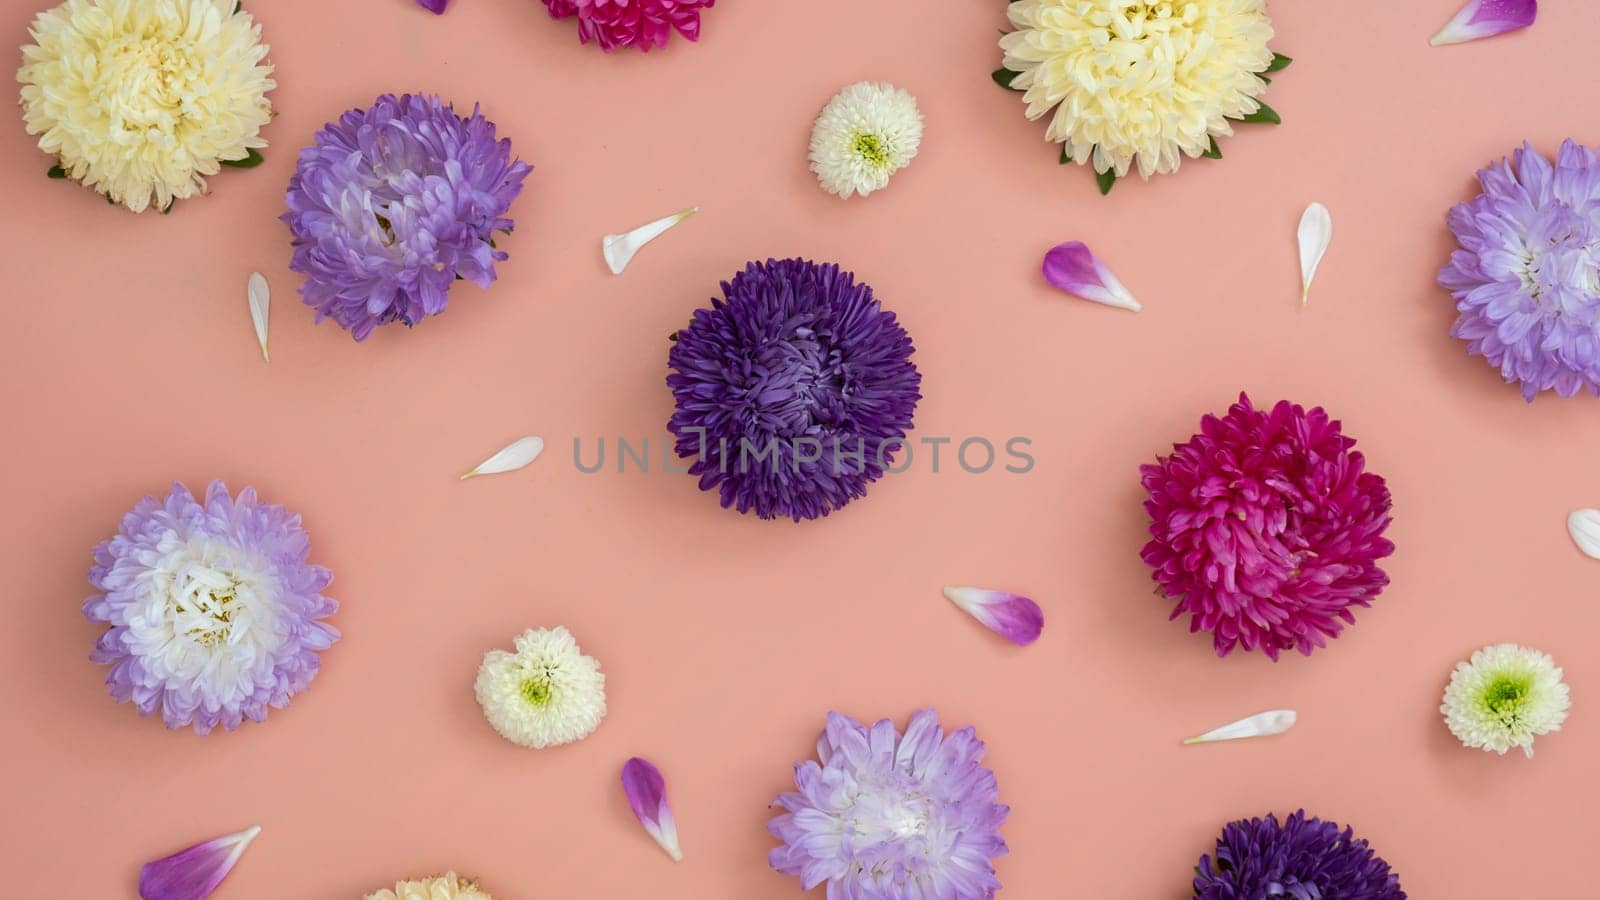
[
  {"xmin": 365, "ymin": 872, "xmax": 492, "ymax": 900},
  {"xmin": 1441, "ymin": 643, "xmax": 1571, "ymax": 758},
  {"xmin": 808, "ymin": 81, "xmax": 923, "ymax": 199},
  {"xmin": 18, "ymin": 0, "xmax": 275, "ymax": 212},
  {"xmin": 475, "ymin": 626, "xmax": 606, "ymax": 749},
  {"xmin": 1000, "ymin": 0, "xmax": 1274, "ymax": 179}
]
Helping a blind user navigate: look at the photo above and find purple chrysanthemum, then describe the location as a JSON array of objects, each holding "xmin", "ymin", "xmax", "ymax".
[
  {"xmin": 1141, "ymin": 394, "xmax": 1394, "ymax": 660},
  {"xmin": 1439, "ymin": 140, "xmax": 1600, "ymax": 400},
  {"xmin": 84, "ymin": 481, "xmax": 338, "ymax": 735},
  {"xmin": 283, "ymin": 93, "xmax": 531, "ymax": 341},
  {"xmin": 666, "ymin": 258, "xmax": 921, "ymax": 522},
  {"xmin": 768, "ymin": 710, "xmax": 1009, "ymax": 899},
  {"xmin": 1194, "ymin": 810, "xmax": 1406, "ymax": 899}
]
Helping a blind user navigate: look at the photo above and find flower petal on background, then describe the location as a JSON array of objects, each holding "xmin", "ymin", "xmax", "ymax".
[
  {"xmin": 460, "ymin": 436, "xmax": 544, "ymax": 480},
  {"xmin": 1297, "ymin": 202, "xmax": 1332, "ymax": 306},
  {"xmin": 417, "ymin": 0, "xmax": 450, "ymax": 13},
  {"xmin": 1183, "ymin": 710, "xmax": 1297, "ymax": 745},
  {"xmin": 1041, "ymin": 242, "xmax": 1141, "ymax": 311},
  {"xmin": 247, "ymin": 272, "xmax": 270, "ymax": 362},
  {"xmin": 603, "ymin": 207, "xmax": 698, "ymax": 275},
  {"xmin": 622, "ymin": 758, "xmax": 683, "ymax": 862},
  {"xmin": 1430, "ymin": 0, "xmax": 1536, "ymax": 46},
  {"xmin": 1568, "ymin": 509, "xmax": 1600, "ymax": 559},
  {"xmin": 139, "ymin": 825, "xmax": 260, "ymax": 900},
  {"xmin": 942, "ymin": 586, "xmax": 1044, "ymax": 646}
]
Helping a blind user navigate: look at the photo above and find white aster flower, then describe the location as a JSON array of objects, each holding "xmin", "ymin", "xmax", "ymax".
[
  {"xmin": 475, "ymin": 626, "xmax": 606, "ymax": 749},
  {"xmin": 18, "ymin": 0, "xmax": 276, "ymax": 213},
  {"xmin": 365, "ymin": 872, "xmax": 493, "ymax": 900},
  {"xmin": 1441, "ymin": 643, "xmax": 1570, "ymax": 758},
  {"xmin": 808, "ymin": 81, "xmax": 923, "ymax": 199},
  {"xmin": 1000, "ymin": 0, "xmax": 1274, "ymax": 179}
]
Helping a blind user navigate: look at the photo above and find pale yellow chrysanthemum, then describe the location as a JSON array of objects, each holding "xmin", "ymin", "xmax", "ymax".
[
  {"xmin": 1000, "ymin": 0, "xmax": 1274, "ymax": 179},
  {"xmin": 17, "ymin": 0, "xmax": 275, "ymax": 213},
  {"xmin": 364, "ymin": 872, "xmax": 493, "ymax": 900}
]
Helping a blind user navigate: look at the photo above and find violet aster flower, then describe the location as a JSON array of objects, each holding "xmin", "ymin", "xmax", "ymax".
[
  {"xmin": 84, "ymin": 481, "xmax": 338, "ymax": 734},
  {"xmin": 768, "ymin": 710, "xmax": 1009, "ymax": 899},
  {"xmin": 283, "ymin": 93, "xmax": 531, "ymax": 341},
  {"xmin": 667, "ymin": 258, "xmax": 921, "ymax": 522},
  {"xmin": 540, "ymin": 0, "xmax": 715, "ymax": 52},
  {"xmin": 1194, "ymin": 810, "xmax": 1405, "ymax": 899},
  {"xmin": 1439, "ymin": 140, "xmax": 1600, "ymax": 400},
  {"xmin": 1141, "ymin": 394, "xmax": 1394, "ymax": 660}
]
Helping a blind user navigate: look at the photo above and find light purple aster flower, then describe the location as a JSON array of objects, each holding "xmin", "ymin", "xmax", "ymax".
[
  {"xmin": 84, "ymin": 481, "xmax": 338, "ymax": 735},
  {"xmin": 1439, "ymin": 140, "xmax": 1600, "ymax": 400},
  {"xmin": 768, "ymin": 710, "xmax": 1009, "ymax": 899},
  {"xmin": 283, "ymin": 93, "xmax": 531, "ymax": 341}
]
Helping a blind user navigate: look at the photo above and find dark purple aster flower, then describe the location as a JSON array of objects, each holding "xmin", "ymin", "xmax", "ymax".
[
  {"xmin": 667, "ymin": 258, "xmax": 921, "ymax": 521},
  {"xmin": 1439, "ymin": 140, "xmax": 1600, "ymax": 400},
  {"xmin": 84, "ymin": 481, "xmax": 338, "ymax": 735},
  {"xmin": 283, "ymin": 93, "xmax": 531, "ymax": 341},
  {"xmin": 768, "ymin": 710, "xmax": 1010, "ymax": 899},
  {"xmin": 1194, "ymin": 810, "xmax": 1406, "ymax": 899}
]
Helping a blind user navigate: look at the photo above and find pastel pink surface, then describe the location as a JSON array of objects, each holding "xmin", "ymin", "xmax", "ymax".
[{"xmin": 0, "ymin": 1, "xmax": 1594, "ymax": 897}]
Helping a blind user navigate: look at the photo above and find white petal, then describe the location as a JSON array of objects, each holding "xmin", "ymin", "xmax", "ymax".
[
  {"xmin": 1183, "ymin": 709, "xmax": 1297, "ymax": 745},
  {"xmin": 1297, "ymin": 202, "xmax": 1332, "ymax": 307},
  {"xmin": 1568, "ymin": 509, "xmax": 1600, "ymax": 560},
  {"xmin": 603, "ymin": 207, "xmax": 698, "ymax": 275},
  {"xmin": 461, "ymin": 436, "xmax": 544, "ymax": 480},
  {"xmin": 247, "ymin": 272, "xmax": 270, "ymax": 362}
]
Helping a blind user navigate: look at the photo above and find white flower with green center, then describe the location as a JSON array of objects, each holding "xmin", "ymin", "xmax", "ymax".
[
  {"xmin": 475, "ymin": 626, "xmax": 606, "ymax": 749},
  {"xmin": 1441, "ymin": 643, "xmax": 1570, "ymax": 758},
  {"xmin": 808, "ymin": 81, "xmax": 923, "ymax": 199}
]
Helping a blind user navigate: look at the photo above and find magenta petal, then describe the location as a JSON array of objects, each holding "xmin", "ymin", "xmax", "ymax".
[
  {"xmin": 138, "ymin": 826, "xmax": 260, "ymax": 900},
  {"xmin": 416, "ymin": 0, "xmax": 450, "ymax": 13},
  {"xmin": 1430, "ymin": 0, "xmax": 1536, "ymax": 45},
  {"xmin": 622, "ymin": 758, "xmax": 683, "ymax": 861},
  {"xmin": 1041, "ymin": 242, "xmax": 1141, "ymax": 311},
  {"xmin": 943, "ymin": 586, "xmax": 1045, "ymax": 646}
]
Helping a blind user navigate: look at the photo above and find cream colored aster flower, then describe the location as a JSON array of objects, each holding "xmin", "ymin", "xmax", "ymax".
[
  {"xmin": 1000, "ymin": 0, "xmax": 1275, "ymax": 179},
  {"xmin": 475, "ymin": 626, "xmax": 606, "ymax": 749},
  {"xmin": 1441, "ymin": 643, "xmax": 1570, "ymax": 758},
  {"xmin": 364, "ymin": 872, "xmax": 492, "ymax": 900},
  {"xmin": 17, "ymin": 0, "xmax": 275, "ymax": 213},
  {"xmin": 808, "ymin": 81, "xmax": 923, "ymax": 199}
]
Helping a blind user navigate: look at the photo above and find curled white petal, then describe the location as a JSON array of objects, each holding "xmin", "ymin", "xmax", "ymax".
[
  {"xmin": 1568, "ymin": 509, "xmax": 1600, "ymax": 560},
  {"xmin": 247, "ymin": 272, "xmax": 270, "ymax": 362},
  {"xmin": 461, "ymin": 436, "xmax": 544, "ymax": 480},
  {"xmin": 603, "ymin": 207, "xmax": 698, "ymax": 275},
  {"xmin": 1297, "ymin": 202, "xmax": 1332, "ymax": 306},
  {"xmin": 1183, "ymin": 709, "xmax": 1296, "ymax": 745}
]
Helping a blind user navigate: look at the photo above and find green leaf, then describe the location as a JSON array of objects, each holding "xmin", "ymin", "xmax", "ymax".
[
  {"xmin": 1202, "ymin": 136, "xmax": 1222, "ymax": 160},
  {"xmin": 1096, "ymin": 167, "xmax": 1117, "ymax": 196},
  {"xmin": 1266, "ymin": 52, "xmax": 1292, "ymax": 73},
  {"xmin": 47, "ymin": 165, "xmax": 67, "ymax": 179},
  {"xmin": 992, "ymin": 68, "xmax": 1023, "ymax": 91},
  {"xmin": 220, "ymin": 148, "xmax": 264, "ymax": 169},
  {"xmin": 160, "ymin": 201, "xmax": 174, "ymax": 215},
  {"xmin": 1059, "ymin": 144, "xmax": 1072, "ymax": 165},
  {"xmin": 1237, "ymin": 101, "xmax": 1281, "ymax": 125}
]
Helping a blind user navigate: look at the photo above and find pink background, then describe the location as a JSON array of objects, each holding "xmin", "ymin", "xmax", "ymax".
[{"xmin": 1, "ymin": 0, "xmax": 1595, "ymax": 896}]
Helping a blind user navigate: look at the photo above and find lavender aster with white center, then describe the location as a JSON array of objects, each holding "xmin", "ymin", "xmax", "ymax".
[
  {"xmin": 283, "ymin": 93, "xmax": 531, "ymax": 341},
  {"xmin": 84, "ymin": 481, "xmax": 338, "ymax": 735},
  {"xmin": 1439, "ymin": 140, "xmax": 1600, "ymax": 400},
  {"xmin": 768, "ymin": 710, "xmax": 1009, "ymax": 899}
]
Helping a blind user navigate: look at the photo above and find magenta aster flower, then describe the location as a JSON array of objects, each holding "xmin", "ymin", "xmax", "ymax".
[
  {"xmin": 768, "ymin": 710, "xmax": 1009, "ymax": 899},
  {"xmin": 1439, "ymin": 140, "xmax": 1600, "ymax": 400},
  {"xmin": 1140, "ymin": 394, "xmax": 1394, "ymax": 660},
  {"xmin": 540, "ymin": 0, "xmax": 714, "ymax": 52}
]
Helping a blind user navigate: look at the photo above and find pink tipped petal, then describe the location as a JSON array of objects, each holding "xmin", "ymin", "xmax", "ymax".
[
  {"xmin": 1430, "ymin": 0, "xmax": 1536, "ymax": 45},
  {"xmin": 138, "ymin": 826, "xmax": 260, "ymax": 900},
  {"xmin": 622, "ymin": 758, "xmax": 683, "ymax": 862},
  {"xmin": 417, "ymin": 0, "xmax": 450, "ymax": 13},
  {"xmin": 1042, "ymin": 242, "xmax": 1141, "ymax": 311},
  {"xmin": 943, "ymin": 586, "xmax": 1045, "ymax": 646}
]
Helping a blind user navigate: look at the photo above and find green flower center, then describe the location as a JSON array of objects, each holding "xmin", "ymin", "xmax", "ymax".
[
  {"xmin": 852, "ymin": 132, "xmax": 891, "ymax": 169},
  {"xmin": 1482, "ymin": 675, "xmax": 1532, "ymax": 723},
  {"xmin": 520, "ymin": 675, "xmax": 553, "ymax": 708}
]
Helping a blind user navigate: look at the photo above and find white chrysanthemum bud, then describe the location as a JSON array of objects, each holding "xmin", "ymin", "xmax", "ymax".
[
  {"xmin": 365, "ymin": 872, "xmax": 493, "ymax": 900},
  {"xmin": 1441, "ymin": 643, "xmax": 1571, "ymax": 758},
  {"xmin": 475, "ymin": 626, "xmax": 607, "ymax": 749},
  {"xmin": 808, "ymin": 81, "xmax": 923, "ymax": 199}
]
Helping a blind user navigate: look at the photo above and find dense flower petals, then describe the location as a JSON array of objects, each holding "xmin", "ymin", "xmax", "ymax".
[
  {"xmin": 1441, "ymin": 643, "xmax": 1570, "ymax": 757},
  {"xmin": 540, "ymin": 0, "xmax": 715, "ymax": 52},
  {"xmin": 1194, "ymin": 811, "xmax": 1405, "ymax": 899}
]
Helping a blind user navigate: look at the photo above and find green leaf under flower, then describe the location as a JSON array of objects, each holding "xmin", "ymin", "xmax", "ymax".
[
  {"xmin": 221, "ymin": 148, "xmax": 265, "ymax": 169},
  {"xmin": 1236, "ymin": 101, "xmax": 1281, "ymax": 125},
  {"xmin": 992, "ymin": 68, "xmax": 1022, "ymax": 91},
  {"xmin": 1266, "ymin": 52, "xmax": 1293, "ymax": 73},
  {"xmin": 1096, "ymin": 167, "xmax": 1117, "ymax": 196},
  {"xmin": 47, "ymin": 165, "xmax": 67, "ymax": 179},
  {"xmin": 1203, "ymin": 137, "xmax": 1222, "ymax": 160}
]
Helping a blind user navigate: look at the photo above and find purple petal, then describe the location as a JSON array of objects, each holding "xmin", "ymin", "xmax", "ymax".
[
  {"xmin": 1041, "ymin": 242, "xmax": 1141, "ymax": 311},
  {"xmin": 943, "ymin": 586, "xmax": 1045, "ymax": 646},
  {"xmin": 621, "ymin": 758, "xmax": 682, "ymax": 861},
  {"xmin": 139, "ymin": 826, "xmax": 260, "ymax": 900},
  {"xmin": 1430, "ymin": 0, "xmax": 1536, "ymax": 45},
  {"xmin": 416, "ymin": 0, "xmax": 450, "ymax": 13}
]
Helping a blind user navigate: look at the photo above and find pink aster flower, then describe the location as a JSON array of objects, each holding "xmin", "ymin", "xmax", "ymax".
[
  {"xmin": 1140, "ymin": 394, "xmax": 1395, "ymax": 660},
  {"xmin": 540, "ymin": 0, "xmax": 714, "ymax": 52}
]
